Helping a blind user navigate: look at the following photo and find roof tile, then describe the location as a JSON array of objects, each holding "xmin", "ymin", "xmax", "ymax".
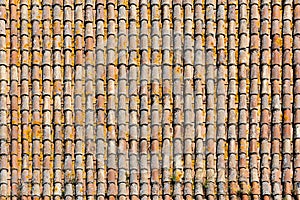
[{"xmin": 2, "ymin": 0, "xmax": 300, "ymax": 198}]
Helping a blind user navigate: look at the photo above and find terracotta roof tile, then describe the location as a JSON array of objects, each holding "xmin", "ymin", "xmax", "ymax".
[
  {"xmin": 117, "ymin": 0, "xmax": 128, "ymax": 199},
  {"xmin": 282, "ymin": 0, "xmax": 293, "ymax": 199},
  {"xmin": 271, "ymin": 0, "xmax": 282, "ymax": 198},
  {"xmin": 0, "ymin": 0, "xmax": 7, "ymax": 196},
  {"xmin": 138, "ymin": 0, "xmax": 150, "ymax": 199},
  {"xmin": 172, "ymin": 0, "xmax": 184, "ymax": 199},
  {"xmin": 20, "ymin": 0, "xmax": 31, "ymax": 197},
  {"xmin": 295, "ymin": 0, "xmax": 300, "ymax": 198},
  {"xmin": 227, "ymin": 0, "xmax": 239, "ymax": 198},
  {"xmin": 150, "ymin": 0, "xmax": 162, "ymax": 198},
  {"xmin": 260, "ymin": 0, "xmax": 272, "ymax": 199},
  {"xmin": 9, "ymin": 0, "xmax": 20, "ymax": 198},
  {"xmin": 216, "ymin": 0, "xmax": 227, "ymax": 198},
  {"xmin": 183, "ymin": 1, "xmax": 194, "ymax": 198},
  {"xmin": 63, "ymin": 0, "xmax": 75, "ymax": 199},
  {"xmin": 3, "ymin": 0, "xmax": 300, "ymax": 198},
  {"xmin": 193, "ymin": 0, "xmax": 205, "ymax": 199},
  {"xmin": 52, "ymin": 0, "xmax": 64, "ymax": 198},
  {"xmin": 95, "ymin": 1, "xmax": 106, "ymax": 199},
  {"xmin": 205, "ymin": 0, "xmax": 217, "ymax": 199},
  {"xmin": 41, "ymin": 0, "xmax": 53, "ymax": 198},
  {"xmin": 249, "ymin": 0, "xmax": 260, "ymax": 198},
  {"xmin": 161, "ymin": 0, "xmax": 172, "ymax": 199},
  {"xmin": 238, "ymin": 0, "xmax": 250, "ymax": 198}
]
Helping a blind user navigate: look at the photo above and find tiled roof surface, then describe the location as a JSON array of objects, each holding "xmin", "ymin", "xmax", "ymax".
[{"xmin": 0, "ymin": 0, "xmax": 299, "ymax": 199}]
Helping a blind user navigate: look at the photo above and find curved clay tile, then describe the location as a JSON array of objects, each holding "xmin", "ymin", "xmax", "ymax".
[
  {"xmin": 183, "ymin": 0, "xmax": 194, "ymax": 199},
  {"xmin": 106, "ymin": 0, "xmax": 118, "ymax": 198},
  {"xmin": 205, "ymin": 0, "xmax": 217, "ymax": 198},
  {"xmin": 282, "ymin": 0, "xmax": 293, "ymax": 198},
  {"xmin": 63, "ymin": 0, "xmax": 74, "ymax": 198},
  {"xmin": 84, "ymin": 0, "xmax": 96, "ymax": 198},
  {"xmin": 42, "ymin": 0, "xmax": 53, "ymax": 198},
  {"xmin": 237, "ymin": 0, "xmax": 250, "ymax": 198},
  {"xmin": 73, "ymin": 0, "xmax": 85, "ymax": 198},
  {"xmin": 216, "ymin": 0, "xmax": 227, "ymax": 198},
  {"xmin": 227, "ymin": 0, "xmax": 239, "ymax": 198},
  {"xmin": 3, "ymin": 0, "xmax": 300, "ymax": 198},
  {"xmin": 271, "ymin": 0, "xmax": 282, "ymax": 198},
  {"xmin": 31, "ymin": 0, "xmax": 42, "ymax": 197},
  {"xmin": 161, "ymin": 0, "xmax": 172, "ymax": 199},
  {"xmin": 260, "ymin": 0, "xmax": 272, "ymax": 198},
  {"xmin": 294, "ymin": 0, "xmax": 300, "ymax": 197},
  {"xmin": 128, "ymin": 0, "xmax": 139, "ymax": 199},
  {"xmin": 249, "ymin": 0, "xmax": 260, "ymax": 198},
  {"xmin": 117, "ymin": 0, "xmax": 129, "ymax": 198},
  {"xmin": 162, "ymin": 0, "xmax": 173, "ymax": 199},
  {"xmin": 150, "ymin": 0, "xmax": 162, "ymax": 199},
  {"xmin": 194, "ymin": 0, "xmax": 206, "ymax": 199},
  {"xmin": 0, "ymin": 0, "xmax": 8, "ymax": 197},
  {"xmin": 52, "ymin": 0, "xmax": 64, "ymax": 198},
  {"xmin": 95, "ymin": 0, "xmax": 106, "ymax": 199},
  {"xmin": 20, "ymin": 0, "xmax": 31, "ymax": 197},
  {"xmin": 139, "ymin": 0, "xmax": 150, "ymax": 198},
  {"xmin": 9, "ymin": 0, "xmax": 20, "ymax": 198},
  {"xmin": 172, "ymin": 0, "xmax": 184, "ymax": 199}
]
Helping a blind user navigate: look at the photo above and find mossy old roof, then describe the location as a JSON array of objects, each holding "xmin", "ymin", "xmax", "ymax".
[{"xmin": 0, "ymin": 0, "xmax": 297, "ymax": 199}]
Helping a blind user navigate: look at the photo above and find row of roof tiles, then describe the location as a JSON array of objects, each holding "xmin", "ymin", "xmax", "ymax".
[{"xmin": 0, "ymin": 0, "xmax": 299, "ymax": 199}]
